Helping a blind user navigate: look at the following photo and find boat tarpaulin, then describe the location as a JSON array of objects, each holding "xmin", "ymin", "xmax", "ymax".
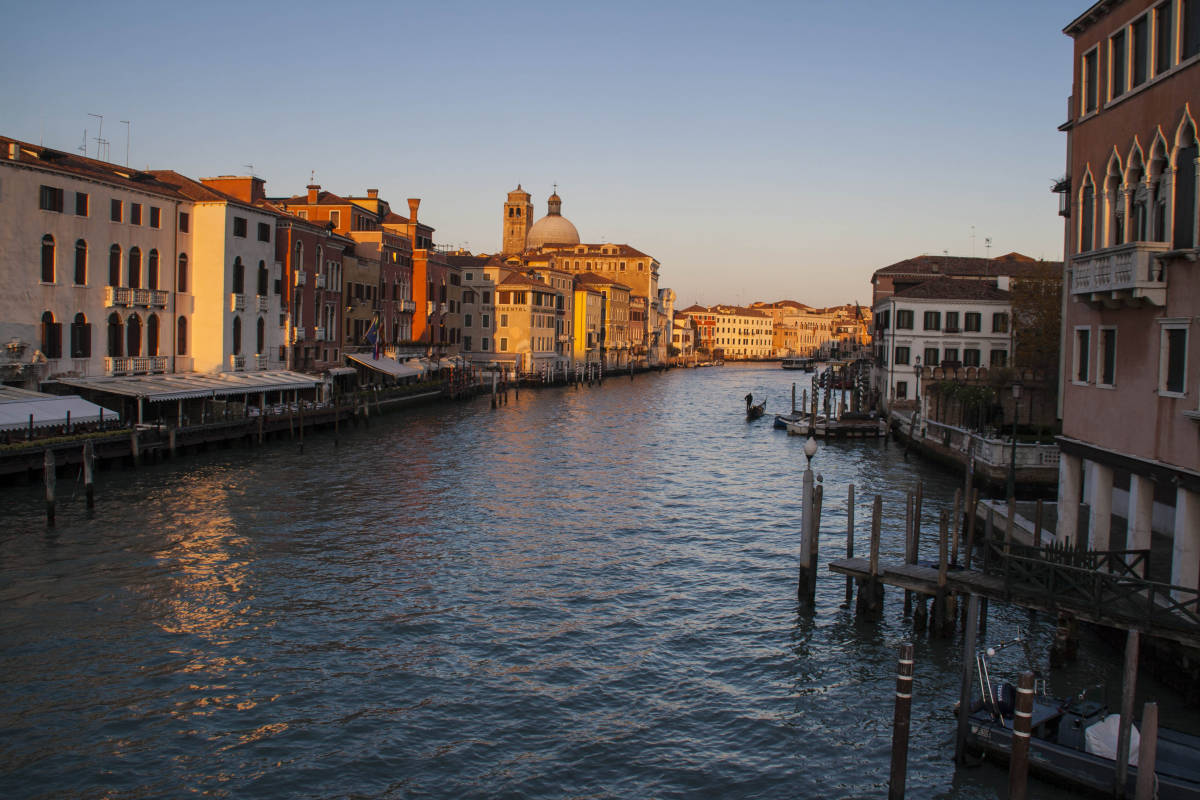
[
  {"xmin": 346, "ymin": 353, "xmax": 421, "ymax": 378},
  {"xmin": 1084, "ymin": 714, "xmax": 1139, "ymax": 765}
]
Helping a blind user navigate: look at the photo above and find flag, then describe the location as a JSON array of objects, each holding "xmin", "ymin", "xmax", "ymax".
[{"xmin": 365, "ymin": 314, "xmax": 380, "ymax": 359}]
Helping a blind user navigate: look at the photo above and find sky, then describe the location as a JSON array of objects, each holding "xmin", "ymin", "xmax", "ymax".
[{"xmin": 1, "ymin": 0, "xmax": 1084, "ymax": 308}]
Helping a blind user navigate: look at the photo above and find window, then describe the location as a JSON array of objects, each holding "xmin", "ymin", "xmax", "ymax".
[
  {"xmin": 989, "ymin": 350, "xmax": 1008, "ymax": 367},
  {"xmin": 111, "ymin": 199, "xmax": 123, "ymax": 222},
  {"xmin": 500, "ymin": 313, "xmax": 508, "ymax": 327},
  {"xmin": 70, "ymin": 313, "xmax": 91, "ymax": 358},
  {"xmin": 963, "ymin": 349, "xmax": 981, "ymax": 367},
  {"xmin": 108, "ymin": 245, "xmax": 121, "ymax": 287},
  {"xmin": 1083, "ymin": 48, "xmax": 1098, "ymax": 113},
  {"xmin": 1157, "ymin": 2, "xmax": 1176, "ymax": 74},
  {"xmin": 147, "ymin": 314, "xmax": 159, "ymax": 356},
  {"xmin": 149, "ymin": 206, "xmax": 161, "ymax": 228},
  {"xmin": 41, "ymin": 235, "xmax": 55, "ymax": 282},
  {"xmin": 896, "ymin": 309, "xmax": 914, "ymax": 329},
  {"xmin": 1161, "ymin": 323, "xmax": 1188, "ymax": 394},
  {"xmin": 465, "ymin": 314, "xmax": 472, "ymax": 327},
  {"xmin": 75, "ymin": 192, "xmax": 89, "ymax": 216},
  {"xmin": 499, "ymin": 337, "xmax": 507, "ymax": 352},
  {"xmin": 464, "ymin": 336, "xmax": 472, "ymax": 352},
  {"xmin": 256, "ymin": 317, "xmax": 265, "ymax": 354},
  {"xmin": 39, "ymin": 185, "xmax": 64, "ymax": 212},
  {"xmin": 107, "ymin": 313, "xmax": 123, "ymax": 357},
  {"xmin": 1081, "ymin": 181, "xmax": 1096, "ymax": 251},
  {"xmin": 481, "ymin": 337, "xmax": 489, "ymax": 351},
  {"xmin": 179, "ymin": 211, "xmax": 189, "ymax": 232},
  {"xmin": 923, "ymin": 348, "xmax": 939, "ymax": 366},
  {"xmin": 483, "ymin": 291, "xmax": 492, "ymax": 304},
  {"xmin": 992, "ymin": 312, "xmax": 1009, "ymax": 333},
  {"xmin": 148, "ymin": 250, "xmax": 159, "ymax": 290},
  {"xmin": 177, "ymin": 316, "xmax": 188, "ymax": 355},
  {"xmin": 923, "ymin": 311, "xmax": 941, "ymax": 331},
  {"xmin": 177, "ymin": 254, "xmax": 189, "ymax": 293},
  {"xmin": 964, "ymin": 312, "xmax": 982, "ymax": 332},
  {"xmin": 1075, "ymin": 327, "xmax": 1091, "ymax": 383},
  {"xmin": 1100, "ymin": 327, "xmax": 1117, "ymax": 386},
  {"xmin": 232, "ymin": 316, "xmax": 242, "ymax": 355},
  {"xmin": 127, "ymin": 247, "xmax": 141, "ymax": 289},
  {"xmin": 895, "ymin": 380, "xmax": 908, "ymax": 399},
  {"xmin": 894, "ymin": 346, "xmax": 910, "ymax": 365},
  {"xmin": 258, "ymin": 222, "xmax": 271, "ymax": 242},
  {"xmin": 1174, "ymin": 139, "xmax": 1197, "ymax": 249},
  {"xmin": 943, "ymin": 347, "xmax": 959, "ymax": 364},
  {"xmin": 1186, "ymin": 0, "xmax": 1200, "ymax": 59},
  {"xmin": 130, "ymin": 203, "xmax": 142, "ymax": 225},
  {"xmin": 40, "ymin": 311, "xmax": 62, "ymax": 359},
  {"xmin": 944, "ymin": 311, "xmax": 960, "ymax": 332},
  {"xmin": 1110, "ymin": 29, "xmax": 1128, "ymax": 99},
  {"xmin": 1133, "ymin": 15, "xmax": 1150, "ymax": 86},
  {"xmin": 482, "ymin": 314, "xmax": 490, "ymax": 328},
  {"xmin": 126, "ymin": 314, "xmax": 141, "ymax": 357},
  {"xmin": 257, "ymin": 261, "xmax": 268, "ymax": 296},
  {"xmin": 233, "ymin": 257, "xmax": 245, "ymax": 294},
  {"xmin": 74, "ymin": 239, "xmax": 87, "ymax": 285},
  {"xmin": 233, "ymin": 216, "xmax": 247, "ymax": 237},
  {"xmin": 329, "ymin": 210, "xmax": 341, "ymax": 228}
]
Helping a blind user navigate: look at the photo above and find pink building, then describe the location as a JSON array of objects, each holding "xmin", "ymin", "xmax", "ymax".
[{"xmin": 1056, "ymin": 0, "xmax": 1200, "ymax": 593}]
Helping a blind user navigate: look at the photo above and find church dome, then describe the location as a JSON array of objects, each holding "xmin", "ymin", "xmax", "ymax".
[{"xmin": 526, "ymin": 191, "xmax": 580, "ymax": 248}]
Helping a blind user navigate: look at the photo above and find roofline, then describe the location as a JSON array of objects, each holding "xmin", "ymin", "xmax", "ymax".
[{"xmin": 1063, "ymin": 0, "xmax": 1122, "ymax": 36}]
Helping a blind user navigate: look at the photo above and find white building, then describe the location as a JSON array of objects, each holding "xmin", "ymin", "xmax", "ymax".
[
  {"xmin": 0, "ymin": 137, "xmax": 192, "ymax": 387},
  {"xmin": 678, "ymin": 304, "xmax": 773, "ymax": 359},
  {"xmin": 872, "ymin": 277, "xmax": 1013, "ymax": 408}
]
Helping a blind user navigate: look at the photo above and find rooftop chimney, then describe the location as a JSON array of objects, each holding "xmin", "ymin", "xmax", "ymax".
[
  {"xmin": 997, "ymin": 276, "xmax": 1011, "ymax": 291},
  {"xmin": 307, "ymin": 184, "xmax": 320, "ymax": 203},
  {"xmin": 407, "ymin": 198, "xmax": 420, "ymax": 224},
  {"xmin": 8, "ymin": 142, "xmax": 18, "ymax": 161},
  {"xmin": 367, "ymin": 189, "xmax": 379, "ymax": 199}
]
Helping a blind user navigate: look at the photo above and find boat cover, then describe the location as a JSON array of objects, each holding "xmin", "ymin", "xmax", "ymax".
[{"xmin": 1085, "ymin": 713, "xmax": 1139, "ymax": 765}]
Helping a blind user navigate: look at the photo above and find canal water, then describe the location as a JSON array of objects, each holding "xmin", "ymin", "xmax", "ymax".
[{"xmin": 1, "ymin": 364, "xmax": 1195, "ymax": 798}]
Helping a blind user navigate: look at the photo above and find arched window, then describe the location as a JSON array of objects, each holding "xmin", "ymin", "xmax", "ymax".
[
  {"xmin": 147, "ymin": 314, "xmax": 160, "ymax": 356},
  {"xmin": 147, "ymin": 249, "xmax": 159, "ymax": 290},
  {"xmin": 1149, "ymin": 145, "xmax": 1170, "ymax": 242},
  {"xmin": 176, "ymin": 316, "xmax": 188, "ymax": 356},
  {"xmin": 126, "ymin": 314, "xmax": 142, "ymax": 357},
  {"xmin": 1080, "ymin": 178, "xmax": 1096, "ymax": 253},
  {"xmin": 74, "ymin": 239, "xmax": 87, "ymax": 285},
  {"xmin": 107, "ymin": 312, "xmax": 124, "ymax": 357},
  {"xmin": 316, "ymin": 245, "xmax": 323, "ymax": 277},
  {"xmin": 1105, "ymin": 158, "xmax": 1124, "ymax": 247},
  {"xmin": 257, "ymin": 260, "xmax": 268, "ymax": 296},
  {"xmin": 256, "ymin": 316, "xmax": 265, "ymax": 354},
  {"xmin": 70, "ymin": 313, "xmax": 91, "ymax": 358},
  {"xmin": 1129, "ymin": 154, "xmax": 1148, "ymax": 243},
  {"xmin": 41, "ymin": 235, "xmax": 55, "ymax": 283},
  {"xmin": 232, "ymin": 257, "xmax": 245, "ymax": 294},
  {"xmin": 128, "ymin": 246, "xmax": 141, "ymax": 288},
  {"xmin": 232, "ymin": 316, "xmax": 242, "ymax": 355},
  {"xmin": 109, "ymin": 244, "xmax": 121, "ymax": 287},
  {"xmin": 1175, "ymin": 125, "xmax": 1198, "ymax": 250},
  {"xmin": 41, "ymin": 311, "xmax": 62, "ymax": 358},
  {"xmin": 177, "ymin": 253, "xmax": 188, "ymax": 293}
]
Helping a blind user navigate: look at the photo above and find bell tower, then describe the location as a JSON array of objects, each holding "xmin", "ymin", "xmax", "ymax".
[{"xmin": 502, "ymin": 184, "xmax": 533, "ymax": 254}]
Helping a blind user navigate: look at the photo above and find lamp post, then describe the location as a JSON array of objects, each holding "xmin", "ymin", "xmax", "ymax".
[
  {"xmin": 913, "ymin": 356, "xmax": 922, "ymax": 418},
  {"xmin": 1007, "ymin": 381, "xmax": 1023, "ymax": 502},
  {"xmin": 800, "ymin": 436, "xmax": 819, "ymax": 603}
]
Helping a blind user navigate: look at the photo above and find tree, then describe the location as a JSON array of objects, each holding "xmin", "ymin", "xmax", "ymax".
[{"xmin": 1011, "ymin": 265, "xmax": 1062, "ymax": 375}]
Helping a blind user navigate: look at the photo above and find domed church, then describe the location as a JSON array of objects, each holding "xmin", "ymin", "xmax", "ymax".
[{"xmin": 502, "ymin": 185, "xmax": 580, "ymax": 254}]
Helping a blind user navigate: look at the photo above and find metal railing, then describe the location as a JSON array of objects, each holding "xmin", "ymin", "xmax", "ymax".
[
  {"xmin": 106, "ymin": 286, "xmax": 169, "ymax": 308},
  {"xmin": 105, "ymin": 355, "xmax": 168, "ymax": 375}
]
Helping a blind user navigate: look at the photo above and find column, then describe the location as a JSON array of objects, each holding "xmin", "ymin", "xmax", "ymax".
[
  {"xmin": 1087, "ymin": 460, "xmax": 1114, "ymax": 552},
  {"xmin": 1171, "ymin": 487, "xmax": 1200, "ymax": 594},
  {"xmin": 1127, "ymin": 473, "xmax": 1155, "ymax": 563},
  {"xmin": 1056, "ymin": 452, "xmax": 1082, "ymax": 545}
]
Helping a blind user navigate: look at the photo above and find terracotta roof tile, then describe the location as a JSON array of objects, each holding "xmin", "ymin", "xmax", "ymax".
[{"xmin": 893, "ymin": 277, "xmax": 1012, "ymax": 301}]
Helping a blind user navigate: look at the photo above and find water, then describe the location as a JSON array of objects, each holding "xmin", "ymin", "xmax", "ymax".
[{"xmin": 1, "ymin": 365, "xmax": 1195, "ymax": 798}]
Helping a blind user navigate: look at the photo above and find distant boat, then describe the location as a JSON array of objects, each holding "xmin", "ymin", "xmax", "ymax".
[
  {"xmin": 774, "ymin": 411, "xmax": 805, "ymax": 430},
  {"xmin": 781, "ymin": 358, "xmax": 814, "ymax": 371},
  {"xmin": 745, "ymin": 393, "xmax": 766, "ymax": 421}
]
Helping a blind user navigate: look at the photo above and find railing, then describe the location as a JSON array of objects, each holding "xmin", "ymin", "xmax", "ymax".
[
  {"xmin": 255, "ymin": 295, "xmax": 269, "ymax": 312},
  {"xmin": 105, "ymin": 286, "xmax": 169, "ymax": 308},
  {"xmin": 1070, "ymin": 241, "xmax": 1169, "ymax": 305},
  {"xmin": 293, "ymin": 327, "xmax": 306, "ymax": 342},
  {"xmin": 315, "ymin": 274, "xmax": 326, "ymax": 289},
  {"xmin": 230, "ymin": 293, "xmax": 245, "ymax": 312},
  {"xmin": 982, "ymin": 539, "xmax": 1200, "ymax": 635},
  {"xmin": 314, "ymin": 327, "xmax": 326, "ymax": 341},
  {"xmin": 230, "ymin": 354, "xmax": 246, "ymax": 371},
  {"xmin": 916, "ymin": 417, "xmax": 1058, "ymax": 469},
  {"xmin": 255, "ymin": 354, "xmax": 267, "ymax": 370},
  {"xmin": 399, "ymin": 299, "xmax": 416, "ymax": 313},
  {"xmin": 295, "ymin": 270, "xmax": 307, "ymax": 286},
  {"xmin": 105, "ymin": 355, "xmax": 168, "ymax": 375}
]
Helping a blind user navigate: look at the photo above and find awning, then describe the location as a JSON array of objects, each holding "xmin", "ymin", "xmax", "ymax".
[
  {"xmin": 346, "ymin": 353, "xmax": 421, "ymax": 378},
  {"xmin": 0, "ymin": 392, "xmax": 118, "ymax": 431},
  {"xmin": 327, "ymin": 367, "xmax": 358, "ymax": 377},
  {"xmin": 52, "ymin": 370, "xmax": 322, "ymax": 403}
]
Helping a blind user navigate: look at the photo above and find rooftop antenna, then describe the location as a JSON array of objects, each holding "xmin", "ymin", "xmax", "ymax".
[
  {"xmin": 120, "ymin": 120, "xmax": 130, "ymax": 166},
  {"xmin": 79, "ymin": 129, "xmax": 87, "ymax": 157},
  {"xmin": 310, "ymin": 169, "xmax": 316, "ymax": 183},
  {"xmin": 243, "ymin": 163, "xmax": 254, "ymax": 176},
  {"xmin": 87, "ymin": 113, "xmax": 103, "ymax": 158},
  {"xmin": 985, "ymin": 237, "xmax": 992, "ymax": 258},
  {"xmin": 970, "ymin": 225, "xmax": 976, "ymax": 257}
]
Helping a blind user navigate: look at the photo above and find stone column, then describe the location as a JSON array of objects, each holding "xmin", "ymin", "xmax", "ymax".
[
  {"xmin": 1087, "ymin": 460, "xmax": 1114, "ymax": 552},
  {"xmin": 1171, "ymin": 486, "xmax": 1200, "ymax": 594},
  {"xmin": 1128, "ymin": 473, "xmax": 1155, "ymax": 568},
  {"xmin": 1056, "ymin": 452, "xmax": 1082, "ymax": 545}
]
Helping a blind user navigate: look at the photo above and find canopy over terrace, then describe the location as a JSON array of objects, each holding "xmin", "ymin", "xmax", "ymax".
[
  {"xmin": 51, "ymin": 371, "xmax": 322, "ymax": 424},
  {"xmin": 0, "ymin": 386, "xmax": 118, "ymax": 432},
  {"xmin": 346, "ymin": 353, "xmax": 422, "ymax": 381}
]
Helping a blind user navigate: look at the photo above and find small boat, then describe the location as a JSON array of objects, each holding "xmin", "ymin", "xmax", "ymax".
[
  {"xmin": 781, "ymin": 357, "xmax": 814, "ymax": 371},
  {"xmin": 962, "ymin": 633, "xmax": 1200, "ymax": 799},
  {"xmin": 745, "ymin": 394, "xmax": 766, "ymax": 421},
  {"xmin": 774, "ymin": 411, "xmax": 805, "ymax": 430}
]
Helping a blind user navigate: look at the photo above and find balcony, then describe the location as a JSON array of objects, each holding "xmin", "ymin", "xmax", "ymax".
[
  {"xmin": 230, "ymin": 292, "xmax": 245, "ymax": 312},
  {"xmin": 255, "ymin": 354, "xmax": 267, "ymax": 370},
  {"xmin": 255, "ymin": 294, "xmax": 269, "ymax": 312},
  {"xmin": 295, "ymin": 270, "xmax": 307, "ymax": 286},
  {"xmin": 105, "ymin": 286, "xmax": 169, "ymax": 309},
  {"xmin": 399, "ymin": 299, "xmax": 416, "ymax": 313},
  {"xmin": 1070, "ymin": 241, "xmax": 1170, "ymax": 307},
  {"xmin": 292, "ymin": 327, "xmax": 306, "ymax": 342},
  {"xmin": 314, "ymin": 327, "xmax": 326, "ymax": 341},
  {"xmin": 230, "ymin": 354, "xmax": 246, "ymax": 371},
  {"xmin": 105, "ymin": 355, "xmax": 168, "ymax": 375},
  {"xmin": 315, "ymin": 274, "xmax": 326, "ymax": 289}
]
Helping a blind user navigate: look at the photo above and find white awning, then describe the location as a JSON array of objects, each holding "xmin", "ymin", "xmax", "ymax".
[
  {"xmin": 327, "ymin": 367, "xmax": 358, "ymax": 377},
  {"xmin": 0, "ymin": 394, "xmax": 118, "ymax": 431},
  {"xmin": 52, "ymin": 370, "xmax": 322, "ymax": 402},
  {"xmin": 346, "ymin": 353, "xmax": 421, "ymax": 378}
]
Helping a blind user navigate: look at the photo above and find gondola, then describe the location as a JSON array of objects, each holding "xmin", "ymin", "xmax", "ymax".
[
  {"xmin": 962, "ymin": 633, "xmax": 1200, "ymax": 799},
  {"xmin": 744, "ymin": 394, "xmax": 766, "ymax": 421}
]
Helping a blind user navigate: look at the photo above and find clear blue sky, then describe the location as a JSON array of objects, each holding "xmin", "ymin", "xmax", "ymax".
[{"xmin": 1, "ymin": 0, "xmax": 1083, "ymax": 308}]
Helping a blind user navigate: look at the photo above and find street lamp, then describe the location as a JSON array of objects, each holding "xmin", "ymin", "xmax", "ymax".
[
  {"xmin": 804, "ymin": 435, "xmax": 818, "ymax": 467},
  {"xmin": 912, "ymin": 356, "xmax": 922, "ymax": 418},
  {"xmin": 1006, "ymin": 381, "xmax": 1023, "ymax": 502}
]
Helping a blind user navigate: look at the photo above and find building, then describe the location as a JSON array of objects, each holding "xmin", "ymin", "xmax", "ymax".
[
  {"xmin": 870, "ymin": 252, "xmax": 1053, "ymax": 307},
  {"xmin": 1, "ymin": 137, "xmax": 191, "ymax": 386},
  {"xmin": 671, "ymin": 313, "xmax": 695, "ymax": 361},
  {"xmin": 572, "ymin": 272, "xmax": 631, "ymax": 368},
  {"xmin": 676, "ymin": 304, "xmax": 773, "ymax": 359},
  {"xmin": 1054, "ymin": 0, "xmax": 1200, "ymax": 593}
]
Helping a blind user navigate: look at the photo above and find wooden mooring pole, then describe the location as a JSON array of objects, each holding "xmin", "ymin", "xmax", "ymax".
[
  {"xmin": 954, "ymin": 594, "xmax": 981, "ymax": 764},
  {"xmin": 1008, "ymin": 670, "xmax": 1036, "ymax": 800},
  {"xmin": 857, "ymin": 495, "xmax": 884, "ymax": 617},
  {"xmin": 1115, "ymin": 629, "xmax": 1140, "ymax": 798},
  {"xmin": 43, "ymin": 449, "xmax": 56, "ymax": 526},
  {"xmin": 82, "ymin": 440, "xmax": 95, "ymax": 510},
  {"xmin": 888, "ymin": 642, "xmax": 915, "ymax": 800},
  {"xmin": 1135, "ymin": 701, "xmax": 1159, "ymax": 800},
  {"xmin": 935, "ymin": 509, "xmax": 951, "ymax": 637},
  {"xmin": 904, "ymin": 490, "xmax": 914, "ymax": 616},
  {"xmin": 844, "ymin": 484, "xmax": 855, "ymax": 607}
]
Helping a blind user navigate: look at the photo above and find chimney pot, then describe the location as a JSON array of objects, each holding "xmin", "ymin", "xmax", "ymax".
[
  {"xmin": 367, "ymin": 189, "xmax": 379, "ymax": 199},
  {"xmin": 306, "ymin": 184, "xmax": 319, "ymax": 203},
  {"xmin": 408, "ymin": 198, "xmax": 420, "ymax": 223}
]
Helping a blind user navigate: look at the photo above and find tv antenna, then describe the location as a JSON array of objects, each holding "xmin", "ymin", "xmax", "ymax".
[
  {"xmin": 985, "ymin": 237, "xmax": 992, "ymax": 258},
  {"xmin": 243, "ymin": 163, "xmax": 254, "ymax": 176},
  {"xmin": 87, "ymin": 113, "xmax": 103, "ymax": 159},
  {"xmin": 79, "ymin": 129, "xmax": 87, "ymax": 157},
  {"xmin": 120, "ymin": 120, "xmax": 131, "ymax": 166},
  {"xmin": 970, "ymin": 225, "xmax": 976, "ymax": 257}
]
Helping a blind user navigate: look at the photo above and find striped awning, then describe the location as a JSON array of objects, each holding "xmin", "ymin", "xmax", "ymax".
[{"xmin": 52, "ymin": 371, "xmax": 322, "ymax": 402}]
